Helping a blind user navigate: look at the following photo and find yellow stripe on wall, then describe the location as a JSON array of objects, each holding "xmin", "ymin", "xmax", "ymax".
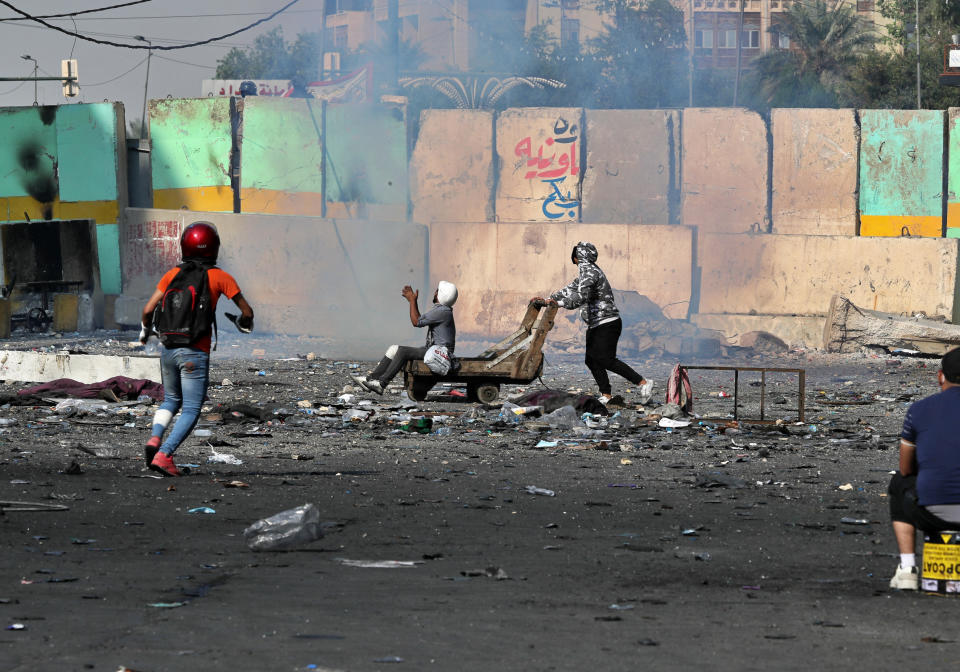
[
  {"xmin": 0, "ymin": 196, "xmax": 118, "ymax": 225},
  {"xmin": 153, "ymin": 186, "xmax": 235, "ymax": 213},
  {"xmin": 859, "ymin": 215, "xmax": 943, "ymax": 238},
  {"xmin": 240, "ymin": 188, "xmax": 325, "ymax": 216},
  {"xmin": 946, "ymin": 203, "xmax": 960, "ymax": 229}
]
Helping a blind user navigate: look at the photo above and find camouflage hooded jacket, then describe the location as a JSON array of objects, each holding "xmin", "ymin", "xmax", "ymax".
[{"xmin": 550, "ymin": 241, "xmax": 620, "ymax": 328}]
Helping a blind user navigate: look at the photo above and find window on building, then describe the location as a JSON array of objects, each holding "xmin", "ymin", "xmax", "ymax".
[
  {"xmin": 857, "ymin": 0, "xmax": 874, "ymax": 11},
  {"xmin": 778, "ymin": 32, "xmax": 791, "ymax": 49},
  {"xmin": 718, "ymin": 29, "xmax": 737, "ymax": 48},
  {"xmin": 562, "ymin": 0, "xmax": 580, "ymax": 8},
  {"xmin": 742, "ymin": 27, "xmax": 759, "ymax": 48},
  {"xmin": 695, "ymin": 29, "xmax": 714, "ymax": 48},
  {"xmin": 562, "ymin": 18, "xmax": 580, "ymax": 46},
  {"xmin": 334, "ymin": 24, "xmax": 349, "ymax": 48}
]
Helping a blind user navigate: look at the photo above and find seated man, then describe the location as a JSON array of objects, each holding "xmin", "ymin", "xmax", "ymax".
[
  {"xmin": 353, "ymin": 281, "xmax": 457, "ymax": 395},
  {"xmin": 888, "ymin": 347, "xmax": 960, "ymax": 590}
]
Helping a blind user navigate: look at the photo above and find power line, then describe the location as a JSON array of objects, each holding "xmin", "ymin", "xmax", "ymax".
[
  {"xmin": 1, "ymin": 22, "xmax": 253, "ymax": 49},
  {"xmin": 0, "ymin": 0, "xmax": 303, "ymax": 50},
  {"xmin": 83, "ymin": 56, "xmax": 149, "ymax": 86},
  {"xmin": 0, "ymin": 1, "xmax": 153, "ymax": 22},
  {"xmin": 19, "ymin": 9, "xmax": 328, "ymax": 22},
  {"xmin": 154, "ymin": 54, "xmax": 217, "ymax": 70}
]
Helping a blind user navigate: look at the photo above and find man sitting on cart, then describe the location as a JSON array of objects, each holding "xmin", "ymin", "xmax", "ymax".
[{"xmin": 353, "ymin": 281, "xmax": 458, "ymax": 395}]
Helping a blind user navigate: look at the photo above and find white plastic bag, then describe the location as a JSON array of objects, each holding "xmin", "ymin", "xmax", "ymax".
[
  {"xmin": 424, "ymin": 345, "xmax": 451, "ymax": 375},
  {"xmin": 243, "ymin": 503, "xmax": 323, "ymax": 551}
]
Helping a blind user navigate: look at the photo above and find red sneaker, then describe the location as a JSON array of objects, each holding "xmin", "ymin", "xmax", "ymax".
[
  {"xmin": 150, "ymin": 451, "xmax": 181, "ymax": 477},
  {"xmin": 144, "ymin": 436, "xmax": 161, "ymax": 466}
]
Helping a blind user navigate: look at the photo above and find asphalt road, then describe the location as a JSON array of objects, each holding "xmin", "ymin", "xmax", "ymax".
[{"xmin": 2, "ymin": 336, "xmax": 958, "ymax": 671}]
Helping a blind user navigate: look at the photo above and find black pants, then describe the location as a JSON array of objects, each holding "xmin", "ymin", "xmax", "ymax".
[
  {"xmin": 889, "ymin": 472, "xmax": 956, "ymax": 533},
  {"xmin": 370, "ymin": 346, "xmax": 427, "ymax": 385},
  {"xmin": 584, "ymin": 319, "xmax": 643, "ymax": 395}
]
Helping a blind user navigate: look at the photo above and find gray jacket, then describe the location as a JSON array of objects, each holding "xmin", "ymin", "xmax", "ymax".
[{"xmin": 550, "ymin": 241, "xmax": 620, "ymax": 328}]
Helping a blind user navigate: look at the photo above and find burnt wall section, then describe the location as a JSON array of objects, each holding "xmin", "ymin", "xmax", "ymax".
[
  {"xmin": 681, "ymin": 108, "xmax": 768, "ymax": 234},
  {"xmin": 580, "ymin": 110, "xmax": 678, "ymax": 226},
  {"xmin": 410, "ymin": 109, "xmax": 495, "ymax": 225},
  {"xmin": 0, "ymin": 218, "xmax": 103, "ymax": 329},
  {"xmin": 771, "ymin": 108, "xmax": 859, "ymax": 236}
]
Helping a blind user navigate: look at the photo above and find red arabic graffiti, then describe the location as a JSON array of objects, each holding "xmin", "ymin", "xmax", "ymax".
[{"xmin": 514, "ymin": 117, "xmax": 579, "ymax": 180}]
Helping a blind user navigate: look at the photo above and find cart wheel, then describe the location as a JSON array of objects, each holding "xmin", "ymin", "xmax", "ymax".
[
  {"xmin": 409, "ymin": 379, "xmax": 433, "ymax": 402},
  {"xmin": 475, "ymin": 384, "xmax": 500, "ymax": 404}
]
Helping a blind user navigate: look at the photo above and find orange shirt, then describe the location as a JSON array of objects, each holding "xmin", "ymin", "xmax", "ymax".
[{"xmin": 157, "ymin": 266, "xmax": 241, "ymax": 353}]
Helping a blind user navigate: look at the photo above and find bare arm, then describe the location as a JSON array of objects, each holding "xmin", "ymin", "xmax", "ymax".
[
  {"xmin": 232, "ymin": 292, "xmax": 254, "ymax": 331},
  {"xmin": 139, "ymin": 288, "xmax": 164, "ymax": 343},
  {"xmin": 402, "ymin": 285, "xmax": 420, "ymax": 327},
  {"xmin": 899, "ymin": 440, "xmax": 917, "ymax": 476}
]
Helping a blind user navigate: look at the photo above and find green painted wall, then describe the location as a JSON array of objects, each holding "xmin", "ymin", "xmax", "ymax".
[
  {"xmin": 859, "ymin": 110, "xmax": 944, "ymax": 234},
  {"xmin": 240, "ymin": 97, "xmax": 324, "ymax": 194},
  {"xmin": 0, "ymin": 106, "xmax": 57, "ymax": 201},
  {"xmin": 325, "ymin": 104, "xmax": 407, "ymax": 206},
  {"xmin": 57, "ymin": 104, "xmax": 120, "ymax": 202},
  {"xmin": 150, "ymin": 98, "xmax": 232, "ymax": 191},
  {"xmin": 96, "ymin": 223, "xmax": 121, "ymax": 294}
]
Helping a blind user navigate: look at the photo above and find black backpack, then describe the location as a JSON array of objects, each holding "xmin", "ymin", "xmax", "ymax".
[{"xmin": 152, "ymin": 261, "xmax": 216, "ymax": 348}]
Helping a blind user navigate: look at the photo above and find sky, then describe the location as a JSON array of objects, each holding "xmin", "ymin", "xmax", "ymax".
[{"xmin": 0, "ymin": 0, "xmax": 326, "ymax": 122}]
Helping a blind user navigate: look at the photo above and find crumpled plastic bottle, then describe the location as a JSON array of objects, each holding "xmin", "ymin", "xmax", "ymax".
[
  {"xmin": 544, "ymin": 405, "xmax": 579, "ymax": 430},
  {"xmin": 243, "ymin": 503, "xmax": 324, "ymax": 551}
]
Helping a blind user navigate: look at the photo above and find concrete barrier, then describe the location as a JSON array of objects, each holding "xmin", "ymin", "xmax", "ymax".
[
  {"xmin": 429, "ymin": 221, "xmax": 693, "ymax": 339},
  {"xmin": 411, "ymin": 109, "xmax": 494, "ymax": 225},
  {"xmin": 150, "ymin": 98, "xmax": 234, "ymax": 213},
  {"xmin": 947, "ymin": 108, "xmax": 960, "ymax": 231},
  {"xmin": 496, "ymin": 108, "xmax": 583, "ymax": 222},
  {"xmin": 771, "ymin": 108, "xmax": 858, "ymax": 235},
  {"xmin": 239, "ymin": 97, "xmax": 325, "ymax": 216},
  {"xmin": 120, "ymin": 209, "xmax": 428, "ymax": 354},
  {"xmin": 0, "ymin": 350, "xmax": 160, "ymax": 384},
  {"xmin": 691, "ymin": 314, "xmax": 826, "ymax": 349},
  {"xmin": 859, "ymin": 109, "xmax": 944, "ymax": 237},
  {"xmin": 581, "ymin": 110, "xmax": 678, "ymax": 225},
  {"xmin": 698, "ymin": 232, "xmax": 959, "ymax": 318},
  {"xmin": 681, "ymin": 108, "xmax": 768, "ymax": 234}
]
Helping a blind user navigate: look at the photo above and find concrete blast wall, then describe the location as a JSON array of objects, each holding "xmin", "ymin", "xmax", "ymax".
[
  {"xmin": 947, "ymin": 108, "xmax": 960, "ymax": 236},
  {"xmin": 0, "ymin": 103, "xmax": 126, "ymax": 294},
  {"xmin": 430, "ymin": 222, "xmax": 693, "ymax": 339},
  {"xmin": 121, "ymin": 209, "xmax": 427, "ymax": 356},
  {"xmin": 698, "ymin": 233, "xmax": 959, "ymax": 319},
  {"xmin": 496, "ymin": 108, "xmax": 583, "ymax": 222},
  {"xmin": 149, "ymin": 99, "xmax": 407, "ymax": 220},
  {"xmin": 581, "ymin": 110, "xmax": 678, "ymax": 225},
  {"xmin": 859, "ymin": 109, "xmax": 944, "ymax": 237},
  {"xmin": 410, "ymin": 109, "xmax": 494, "ymax": 225},
  {"xmin": 681, "ymin": 108, "xmax": 768, "ymax": 234},
  {"xmin": 771, "ymin": 108, "xmax": 858, "ymax": 236}
]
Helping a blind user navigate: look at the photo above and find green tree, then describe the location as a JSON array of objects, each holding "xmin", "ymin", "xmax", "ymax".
[
  {"xmin": 215, "ymin": 28, "xmax": 321, "ymax": 82},
  {"xmin": 846, "ymin": 0, "xmax": 960, "ymax": 109},
  {"xmin": 588, "ymin": 0, "xmax": 688, "ymax": 108},
  {"xmin": 747, "ymin": 0, "xmax": 875, "ymax": 108}
]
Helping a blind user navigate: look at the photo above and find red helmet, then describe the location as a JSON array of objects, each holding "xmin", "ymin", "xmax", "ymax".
[{"xmin": 180, "ymin": 221, "xmax": 220, "ymax": 260}]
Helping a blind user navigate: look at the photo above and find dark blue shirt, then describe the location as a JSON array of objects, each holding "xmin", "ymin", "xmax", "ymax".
[{"xmin": 901, "ymin": 386, "xmax": 960, "ymax": 506}]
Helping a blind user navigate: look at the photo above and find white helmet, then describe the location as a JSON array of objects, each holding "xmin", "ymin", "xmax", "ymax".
[{"xmin": 437, "ymin": 281, "xmax": 458, "ymax": 307}]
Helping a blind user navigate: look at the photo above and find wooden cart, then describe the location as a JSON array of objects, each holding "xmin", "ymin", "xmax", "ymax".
[{"xmin": 403, "ymin": 302, "xmax": 558, "ymax": 403}]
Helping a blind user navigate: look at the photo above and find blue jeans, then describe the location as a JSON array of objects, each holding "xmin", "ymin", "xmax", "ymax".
[{"xmin": 158, "ymin": 346, "xmax": 209, "ymax": 456}]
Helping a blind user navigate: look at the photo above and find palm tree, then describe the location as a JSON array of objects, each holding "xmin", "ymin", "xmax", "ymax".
[{"xmin": 750, "ymin": 0, "xmax": 875, "ymax": 107}]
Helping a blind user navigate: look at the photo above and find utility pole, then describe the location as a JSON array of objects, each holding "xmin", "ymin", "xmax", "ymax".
[
  {"xmin": 733, "ymin": 0, "xmax": 744, "ymax": 106},
  {"xmin": 688, "ymin": 0, "xmax": 694, "ymax": 106},
  {"xmin": 21, "ymin": 55, "xmax": 37, "ymax": 105},
  {"xmin": 135, "ymin": 36, "xmax": 152, "ymax": 138},
  {"xmin": 387, "ymin": 0, "xmax": 399, "ymax": 93},
  {"xmin": 319, "ymin": 0, "xmax": 327, "ymax": 79},
  {"xmin": 915, "ymin": 0, "xmax": 921, "ymax": 109}
]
